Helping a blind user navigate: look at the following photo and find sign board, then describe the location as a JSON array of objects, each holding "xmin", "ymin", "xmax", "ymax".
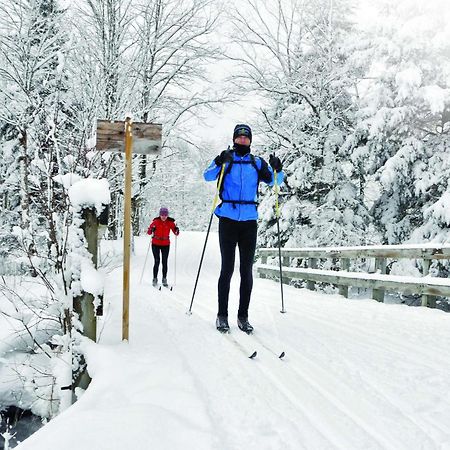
[{"xmin": 96, "ymin": 120, "xmax": 162, "ymax": 155}]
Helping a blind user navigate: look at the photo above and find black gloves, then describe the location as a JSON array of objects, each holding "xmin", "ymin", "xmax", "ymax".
[
  {"xmin": 259, "ymin": 158, "xmax": 272, "ymax": 183},
  {"xmin": 214, "ymin": 150, "xmax": 233, "ymax": 166},
  {"xmin": 174, "ymin": 226, "xmax": 180, "ymax": 235},
  {"xmin": 269, "ymin": 154, "xmax": 283, "ymax": 172}
]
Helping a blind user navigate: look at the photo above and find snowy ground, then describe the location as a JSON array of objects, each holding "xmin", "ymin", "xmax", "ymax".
[{"xmin": 16, "ymin": 232, "xmax": 450, "ymax": 450}]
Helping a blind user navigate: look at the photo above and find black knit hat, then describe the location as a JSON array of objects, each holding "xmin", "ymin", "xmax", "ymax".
[{"xmin": 233, "ymin": 124, "xmax": 252, "ymax": 143}]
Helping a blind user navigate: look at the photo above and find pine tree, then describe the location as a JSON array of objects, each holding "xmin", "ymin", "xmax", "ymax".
[
  {"xmin": 347, "ymin": 0, "xmax": 450, "ymax": 244},
  {"xmin": 0, "ymin": 0, "xmax": 72, "ymax": 265}
]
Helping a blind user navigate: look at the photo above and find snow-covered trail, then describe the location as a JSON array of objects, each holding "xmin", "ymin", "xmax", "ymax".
[{"xmin": 17, "ymin": 232, "xmax": 450, "ymax": 450}]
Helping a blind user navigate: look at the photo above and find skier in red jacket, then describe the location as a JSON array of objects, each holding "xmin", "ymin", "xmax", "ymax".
[{"xmin": 147, "ymin": 207, "xmax": 179, "ymax": 287}]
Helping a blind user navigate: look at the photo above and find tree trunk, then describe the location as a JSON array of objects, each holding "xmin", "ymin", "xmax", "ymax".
[{"xmin": 18, "ymin": 128, "xmax": 30, "ymax": 229}]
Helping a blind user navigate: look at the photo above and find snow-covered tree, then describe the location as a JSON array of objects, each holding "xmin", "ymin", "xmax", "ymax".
[
  {"xmin": 347, "ymin": 0, "xmax": 450, "ymax": 244},
  {"xmin": 229, "ymin": 0, "xmax": 372, "ymax": 247},
  {"xmin": 0, "ymin": 0, "xmax": 73, "ymax": 263}
]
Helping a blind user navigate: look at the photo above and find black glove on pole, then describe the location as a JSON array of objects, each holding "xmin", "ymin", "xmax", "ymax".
[
  {"xmin": 214, "ymin": 150, "xmax": 233, "ymax": 166},
  {"xmin": 274, "ymin": 168, "xmax": 286, "ymax": 313},
  {"xmin": 269, "ymin": 154, "xmax": 283, "ymax": 172},
  {"xmin": 188, "ymin": 163, "xmax": 227, "ymax": 314}
]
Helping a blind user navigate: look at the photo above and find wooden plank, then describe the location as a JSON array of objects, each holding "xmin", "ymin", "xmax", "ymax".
[
  {"xmin": 96, "ymin": 120, "xmax": 162, "ymax": 155},
  {"xmin": 258, "ymin": 246, "xmax": 450, "ymax": 260},
  {"xmin": 256, "ymin": 265, "xmax": 450, "ymax": 297}
]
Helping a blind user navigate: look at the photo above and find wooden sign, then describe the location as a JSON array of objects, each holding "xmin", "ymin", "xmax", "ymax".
[{"xmin": 96, "ymin": 120, "xmax": 162, "ymax": 155}]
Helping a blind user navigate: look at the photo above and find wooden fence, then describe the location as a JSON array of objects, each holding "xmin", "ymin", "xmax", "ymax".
[{"xmin": 257, "ymin": 245, "xmax": 450, "ymax": 307}]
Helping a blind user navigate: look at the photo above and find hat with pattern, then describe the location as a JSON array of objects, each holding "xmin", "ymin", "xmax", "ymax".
[{"xmin": 233, "ymin": 124, "xmax": 252, "ymax": 143}]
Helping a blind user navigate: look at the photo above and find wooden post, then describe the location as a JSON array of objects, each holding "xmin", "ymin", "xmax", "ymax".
[
  {"xmin": 339, "ymin": 258, "xmax": 350, "ymax": 298},
  {"xmin": 282, "ymin": 256, "xmax": 291, "ymax": 284},
  {"xmin": 96, "ymin": 119, "xmax": 161, "ymax": 342},
  {"xmin": 307, "ymin": 258, "xmax": 317, "ymax": 291},
  {"xmin": 372, "ymin": 257, "xmax": 387, "ymax": 302},
  {"xmin": 260, "ymin": 254, "xmax": 267, "ymax": 278},
  {"xmin": 72, "ymin": 207, "xmax": 99, "ymax": 393},
  {"xmin": 421, "ymin": 259, "xmax": 436, "ymax": 307},
  {"xmin": 122, "ymin": 119, "xmax": 132, "ymax": 341}
]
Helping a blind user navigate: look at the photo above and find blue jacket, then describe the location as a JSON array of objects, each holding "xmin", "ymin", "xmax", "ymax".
[{"xmin": 204, "ymin": 151, "xmax": 284, "ymax": 221}]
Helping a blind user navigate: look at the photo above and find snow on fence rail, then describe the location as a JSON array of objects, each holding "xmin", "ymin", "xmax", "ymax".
[{"xmin": 256, "ymin": 244, "xmax": 450, "ymax": 307}]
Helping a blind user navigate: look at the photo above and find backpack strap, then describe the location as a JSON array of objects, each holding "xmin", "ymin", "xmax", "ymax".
[{"xmin": 217, "ymin": 152, "xmax": 262, "ymax": 209}]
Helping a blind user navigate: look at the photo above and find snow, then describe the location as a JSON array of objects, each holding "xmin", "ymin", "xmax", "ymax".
[
  {"xmin": 426, "ymin": 192, "xmax": 450, "ymax": 226},
  {"xmin": 68, "ymin": 178, "xmax": 110, "ymax": 214},
  {"xmin": 53, "ymin": 172, "xmax": 81, "ymax": 190},
  {"xmin": 395, "ymin": 67, "xmax": 422, "ymax": 100},
  {"xmin": 79, "ymin": 262, "xmax": 104, "ymax": 297},
  {"xmin": 15, "ymin": 232, "xmax": 450, "ymax": 450},
  {"xmin": 421, "ymin": 85, "xmax": 449, "ymax": 114}
]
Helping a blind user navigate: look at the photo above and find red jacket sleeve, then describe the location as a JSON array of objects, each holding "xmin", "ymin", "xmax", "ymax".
[
  {"xmin": 147, "ymin": 220, "xmax": 156, "ymax": 235},
  {"xmin": 170, "ymin": 220, "xmax": 179, "ymax": 236}
]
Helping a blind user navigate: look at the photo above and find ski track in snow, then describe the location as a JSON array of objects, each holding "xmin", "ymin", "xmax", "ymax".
[
  {"xmin": 17, "ymin": 232, "xmax": 450, "ymax": 450},
  {"xmin": 127, "ymin": 233, "xmax": 450, "ymax": 450}
]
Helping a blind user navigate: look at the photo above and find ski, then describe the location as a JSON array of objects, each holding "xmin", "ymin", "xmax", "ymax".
[
  {"xmin": 248, "ymin": 333, "xmax": 285, "ymax": 360},
  {"xmin": 220, "ymin": 331, "xmax": 257, "ymax": 359},
  {"xmin": 155, "ymin": 284, "xmax": 173, "ymax": 291}
]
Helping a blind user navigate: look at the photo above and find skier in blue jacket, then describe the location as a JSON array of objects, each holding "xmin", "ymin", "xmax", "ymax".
[{"xmin": 204, "ymin": 123, "xmax": 284, "ymax": 333}]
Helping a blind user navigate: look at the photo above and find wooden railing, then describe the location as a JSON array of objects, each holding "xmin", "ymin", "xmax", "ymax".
[{"xmin": 257, "ymin": 244, "xmax": 450, "ymax": 307}]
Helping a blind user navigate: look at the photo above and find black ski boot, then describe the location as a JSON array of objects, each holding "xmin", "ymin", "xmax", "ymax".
[
  {"xmin": 216, "ymin": 316, "xmax": 230, "ymax": 333},
  {"xmin": 152, "ymin": 278, "xmax": 158, "ymax": 287},
  {"xmin": 237, "ymin": 317, "xmax": 254, "ymax": 334},
  {"xmin": 162, "ymin": 277, "xmax": 168, "ymax": 287}
]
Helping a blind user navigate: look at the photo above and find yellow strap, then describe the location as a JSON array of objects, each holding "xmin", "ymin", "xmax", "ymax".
[{"xmin": 211, "ymin": 164, "xmax": 226, "ymax": 214}]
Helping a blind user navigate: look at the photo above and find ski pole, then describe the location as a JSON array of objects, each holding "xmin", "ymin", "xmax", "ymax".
[
  {"xmin": 188, "ymin": 163, "xmax": 226, "ymax": 314},
  {"xmin": 140, "ymin": 238, "xmax": 152, "ymax": 284},
  {"xmin": 171, "ymin": 234, "xmax": 177, "ymax": 291},
  {"xmin": 274, "ymin": 170, "xmax": 286, "ymax": 313}
]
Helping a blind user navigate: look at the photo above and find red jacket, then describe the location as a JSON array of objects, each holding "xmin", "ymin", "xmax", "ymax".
[{"xmin": 147, "ymin": 217, "xmax": 179, "ymax": 246}]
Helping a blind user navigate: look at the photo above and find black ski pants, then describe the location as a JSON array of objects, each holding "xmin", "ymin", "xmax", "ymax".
[
  {"xmin": 152, "ymin": 244, "xmax": 170, "ymax": 279},
  {"xmin": 218, "ymin": 217, "xmax": 257, "ymax": 319}
]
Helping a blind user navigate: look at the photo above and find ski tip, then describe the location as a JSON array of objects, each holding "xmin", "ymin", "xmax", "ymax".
[
  {"xmin": 249, "ymin": 351, "xmax": 257, "ymax": 359},
  {"xmin": 159, "ymin": 286, "xmax": 162, "ymax": 291},
  {"xmin": 170, "ymin": 286, "xmax": 173, "ymax": 291},
  {"xmin": 279, "ymin": 351, "xmax": 285, "ymax": 359}
]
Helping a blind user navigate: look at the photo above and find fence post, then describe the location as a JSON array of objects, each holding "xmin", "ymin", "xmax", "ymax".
[
  {"xmin": 72, "ymin": 207, "xmax": 99, "ymax": 394},
  {"xmin": 260, "ymin": 253, "xmax": 267, "ymax": 279},
  {"xmin": 339, "ymin": 258, "xmax": 350, "ymax": 298},
  {"xmin": 307, "ymin": 258, "xmax": 317, "ymax": 291},
  {"xmin": 282, "ymin": 256, "xmax": 291, "ymax": 284},
  {"xmin": 372, "ymin": 257, "xmax": 387, "ymax": 302},
  {"xmin": 421, "ymin": 259, "xmax": 436, "ymax": 307}
]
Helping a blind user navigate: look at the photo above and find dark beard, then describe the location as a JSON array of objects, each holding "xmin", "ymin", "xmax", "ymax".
[{"xmin": 234, "ymin": 143, "xmax": 251, "ymax": 156}]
